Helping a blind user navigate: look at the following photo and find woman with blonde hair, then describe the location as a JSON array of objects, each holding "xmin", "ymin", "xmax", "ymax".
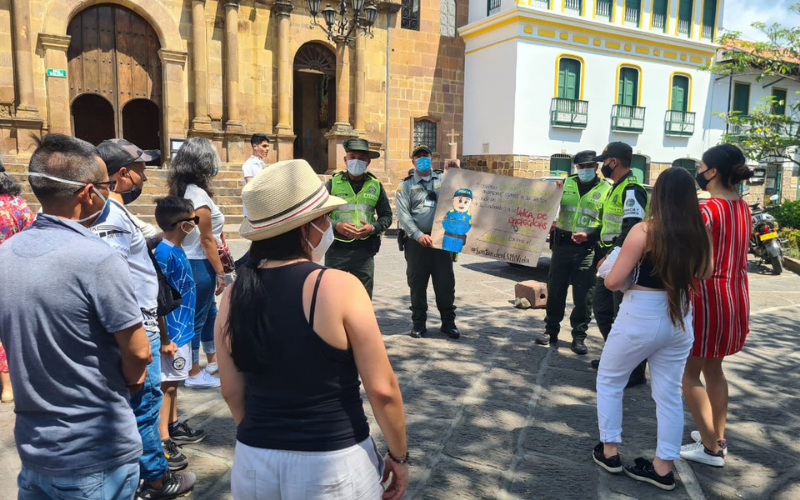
[
  {"xmin": 593, "ymin": 167, "xmax": 713, "ymax": 490},
  {"xmin": 216, "ymin": 159, "xmax": 408, "ymax": 499}
]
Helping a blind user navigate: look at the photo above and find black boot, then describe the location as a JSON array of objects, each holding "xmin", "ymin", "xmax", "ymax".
[{"xmin": 571, "ymin": 339, "xmax": 588, "ymax": 355}]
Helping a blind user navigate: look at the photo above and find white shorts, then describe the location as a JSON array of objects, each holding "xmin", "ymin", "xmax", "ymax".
[{"xmin": 161, "ymin": 343, "xmax": 192, "ymax": 382}]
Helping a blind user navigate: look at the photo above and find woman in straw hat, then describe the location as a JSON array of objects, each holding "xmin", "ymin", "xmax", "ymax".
[{"xmin": 215, "ymin": 160, "xmax": 408, "ymax": 500}]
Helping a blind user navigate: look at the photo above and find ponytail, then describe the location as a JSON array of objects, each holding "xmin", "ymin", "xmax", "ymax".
[{"xmin": 702, "ymin": 144, "xmax": 752, "ymax": 188}]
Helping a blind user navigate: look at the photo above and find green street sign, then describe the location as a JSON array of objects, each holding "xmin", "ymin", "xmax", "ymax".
[{"xmin": 46, "ymin": 68, "xmax": 66, "ymax": 78}]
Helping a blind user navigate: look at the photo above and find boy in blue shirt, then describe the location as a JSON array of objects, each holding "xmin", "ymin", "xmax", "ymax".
[{"xmin": 154, "ymin": 196, "xmax": 206, "ymax": 471}]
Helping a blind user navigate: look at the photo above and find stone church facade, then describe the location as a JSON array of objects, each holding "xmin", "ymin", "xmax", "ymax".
[{"xmin": 0, "ymin": 0, "xmax": 467, "ymax": 186}]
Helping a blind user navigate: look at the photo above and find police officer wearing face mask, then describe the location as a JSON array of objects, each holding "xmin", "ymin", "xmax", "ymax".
[
  {"xmin": 395, "ymin": 145, "xmax": 459, "ymax": 340},
  {"xmin": 324, "ymin": 138, "xmax": 393, "ymax": 298},
  {"xmin": 591, "ymin": 141, "xmax": 650, "ymax": 388},
  {"xmin": 535, "ymin": 151, "xmax": 611, "ymax": 355},
  {"xmin": 96, "ymin": 138, "xmax": 161, "ymax": 244}
]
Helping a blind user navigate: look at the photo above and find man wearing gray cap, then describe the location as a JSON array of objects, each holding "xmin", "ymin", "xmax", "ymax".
[{"xmin": 535, "ymin": 151, "xmax": 610, "ymax": 355}]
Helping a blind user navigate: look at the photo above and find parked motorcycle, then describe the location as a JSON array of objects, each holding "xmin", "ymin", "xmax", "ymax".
[{"xmin": 750, "ymin": 196, "xmax": 784, "ymax": 275}]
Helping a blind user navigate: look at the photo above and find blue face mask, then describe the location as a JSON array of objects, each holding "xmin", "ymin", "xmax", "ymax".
[
  {"xmin": 416, "ymin": 157, "xmax": 432, "ymax": 173},
  {"xmin": 577, "ymin": 168, "xmax": 596, "ymax": 183}
]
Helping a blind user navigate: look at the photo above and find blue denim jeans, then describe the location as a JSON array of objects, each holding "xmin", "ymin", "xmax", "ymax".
[
  {"xmin": 189, "ymin": 259, "xmax": 217, "ymax": 364},
  {"xmin": 17, "ymin": 461, "xmax": 139, "ymax": 500},
  {"xmin": 129, "ymin": 332, "xmax": 169, "ymax": 483}
]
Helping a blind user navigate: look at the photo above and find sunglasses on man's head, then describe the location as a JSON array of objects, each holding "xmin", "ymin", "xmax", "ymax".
[
  {"xmin": 72, "ymin": 180, "xmax": 117, "ymax": 194},
  {"xmin": 172, "ymin": 216, "xmax": 200, "ymax": 227}
]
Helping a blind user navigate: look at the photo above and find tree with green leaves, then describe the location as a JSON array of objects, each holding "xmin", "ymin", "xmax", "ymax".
[{"xmin": 709, "ymin": 4, "xmax": 800, "ymax": 167}]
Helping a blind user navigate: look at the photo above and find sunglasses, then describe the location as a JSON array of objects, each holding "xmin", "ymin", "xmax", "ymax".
[
  {"xmin": 172, "ymin": 216, "xmax": 200, "ymax": 227},
  {"xmin": 72, "ymin": 180, "xmax": 117, "ymax": 194}
]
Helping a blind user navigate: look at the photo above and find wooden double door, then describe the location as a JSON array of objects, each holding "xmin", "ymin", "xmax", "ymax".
[{"xmin": 67, "ymin": 4, "xmax": 162, "ymax": 151}]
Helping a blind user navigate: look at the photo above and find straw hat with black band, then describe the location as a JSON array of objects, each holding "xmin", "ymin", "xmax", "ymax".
[{"xmin": 239, "ymin": 159, "xmax": 346, "ymax": 241}]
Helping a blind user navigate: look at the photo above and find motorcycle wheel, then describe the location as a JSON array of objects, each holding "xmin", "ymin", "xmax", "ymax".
[{"xmin": 771, "ymin": 256, "xmax": 783, "ymax": 275}]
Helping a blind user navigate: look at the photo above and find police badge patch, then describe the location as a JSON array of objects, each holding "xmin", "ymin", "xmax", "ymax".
[
  {"xmin": 593, "ymin": 192, "xmax": 601, "ymax": 199},
  {"xmin": 173, "ymin": 357, "xmax": 186, "ymax": 371},
  {"xmin": 368, "ymin": 185, "xmax": 377, "ymax": 194}
]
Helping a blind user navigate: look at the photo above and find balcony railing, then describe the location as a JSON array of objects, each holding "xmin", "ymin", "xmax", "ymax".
[
  {"xmin": 565, "ymin": 0, "xmax": 581, "ymax": 14},
  {"xmin": 533, "ymin": 0, "xmax": 550, "ymax": 9},
  {"xmin": 551, "ymin": 98, "xmax": 589, "ymax": 129},
  {"xmin": 652, "ymin": 13, "xmax": 666, "ymax": 31},
  {"xmin": 624, "ymin": 6, "xmax": 640, "ymax": 26},
  {"xmin": 665, "ymin": 110, "xmax": 696, "ymax": 137},
  {"xmin": 611, "ymin": 105, "xmax": 646, "ymax": 133},
  {"xmin": 701, "ymin": 24, "xmax": 714, "ymax": 40},
  {"xmin": 488, "ymin": 0, "xmax": 501, "ymax": 15},
  {"xmin": 677, "ymin": 18, "xmax": 691, "ymax": 36},
  {"xmin": 596, "ymin": 0, "xmax": 612, "ymax": 20}
]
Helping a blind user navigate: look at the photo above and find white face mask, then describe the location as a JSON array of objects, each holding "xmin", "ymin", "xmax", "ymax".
[
  {"xmin": 346, "ymin": 159, "xmax": 368, "ymax": 176},
  {"xmin": 306, "ymin": 221, "xmax": 334, "ymax": 262},
  {"xmin": 28, "ymin": 172, "xmax": 109, "ymax": 224}
]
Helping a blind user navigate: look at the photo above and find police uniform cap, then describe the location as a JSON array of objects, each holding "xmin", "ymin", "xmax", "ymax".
[
  {"xmin": 412, "ymin": 145, "xmax": 432, "ymax": 157},
  {"xmin": 573, "ymin": 150, "xmax": 597, "ymax": 166},
  {"xmin": 344, "ymin": 138, "xmax": 380, "ymax": 159},
  {"xmin": 454, "ymin": 188, "xmax": 473, "ymax": 199},
  {"xmin": 593, "ymin": 142, "xmax": 632, "ymax": 163}
]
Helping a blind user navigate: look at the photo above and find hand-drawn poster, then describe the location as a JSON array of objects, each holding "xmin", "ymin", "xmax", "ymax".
[{"xmin": 431, "ymin": 169, "xmax": 562, "ymax": 267}]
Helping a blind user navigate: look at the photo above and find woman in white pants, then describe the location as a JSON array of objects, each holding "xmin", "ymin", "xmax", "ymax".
[{"xmin": 593, "ymin": 168, "xmax": 713, "ymax": 491}]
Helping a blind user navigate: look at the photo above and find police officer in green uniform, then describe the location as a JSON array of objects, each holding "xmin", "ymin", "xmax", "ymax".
[
  {"xmin": 591, "ymin": 142, "xmax": 650, "ymax": 387},
  {"xmin": 395, "ymin": 145, "xmax": 459, "ymax": 340},
  {"xmin": 324, "ymin": 138, "xmax": 393, "ymax": 298},
  {"xmin": 535, "ymin": 151, "xmax": 611, "ymax": 355}
]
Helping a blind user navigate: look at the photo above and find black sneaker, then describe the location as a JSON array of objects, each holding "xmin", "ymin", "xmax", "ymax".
[
  {"xmin": 624, "ymin": 457, "xmax": 676, "ymax": 491},
  {"xmin": 592, "ymin": 442, "xmax": 623, "ymax": 474},
  {"xmin": 139, "ymin": 471, "xmax": 196, "ymax": 500},
  {"xmin": 169, "ymin": 421, "xmax": 206, "ymax": 445},
  {"xmin": 162, "ymin": 438, "xmax": 188, "ymax": 472},
  {"xmin": 590, "ymin": 359, "xmax": 600, "ymax": 370}
]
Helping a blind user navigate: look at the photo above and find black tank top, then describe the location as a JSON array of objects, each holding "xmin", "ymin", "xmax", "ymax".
[
  {"xmin": 632, "ymin": 253, "xmax": 665, "ymax": 289},
  {"xmin": 235, "ymin": 261, "xmax": 370, "ymax": 452}
]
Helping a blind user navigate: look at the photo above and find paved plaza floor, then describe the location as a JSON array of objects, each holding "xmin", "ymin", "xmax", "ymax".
[{"xmin": 2, "ymin": 239, "xmax": 799, "ymax": 499}]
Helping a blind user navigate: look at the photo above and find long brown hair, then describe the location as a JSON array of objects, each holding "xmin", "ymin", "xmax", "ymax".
[{"xmin": 646, "ymin": 168, "xmax": 712, "ymax": 329}]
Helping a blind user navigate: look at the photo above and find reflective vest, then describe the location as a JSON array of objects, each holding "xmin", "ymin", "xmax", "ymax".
[
  {"xmin": 329, "ymin": 173, "xmax": 381, "ymax": 241},
  {"xmin": 555, "ymin": 176, "xmax": 611, "ymax": 234},
  {"xmin": 599, "ymin": 175, "xmax": 645, "ymax": 247}
]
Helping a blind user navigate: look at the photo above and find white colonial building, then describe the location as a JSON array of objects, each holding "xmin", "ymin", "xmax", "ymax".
[{"xmin": 457, "ymin": 0, "xmax": 799, "ymax": 202}]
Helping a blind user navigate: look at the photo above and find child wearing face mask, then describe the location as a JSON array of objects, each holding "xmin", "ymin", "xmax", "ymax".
[{"xmin": 154, "ymin": 196, "xmax": 207, "ymax": 471}]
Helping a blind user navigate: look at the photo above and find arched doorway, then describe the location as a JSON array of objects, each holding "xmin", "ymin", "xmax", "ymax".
[
  {"xmin": 672, "ymin": 158, "xmax": 698, "ymax": 177},
  {"xmin": 72, "ymin": 94, "xmax": 115, "ymax": 146},
  {"xmin": 631, "ymin": 154, "xmax": 649, "ymax": 184},
  {"xmin": 549, "ymin": 154, "xmax": 572, "ymax": 177},
  {"xmin": 293, "ymin": 42, "xmax": 336, "ymax": 174},
  {"xmin": 67, "ymin": 5, "xmax": 162, "ymax": 149}
]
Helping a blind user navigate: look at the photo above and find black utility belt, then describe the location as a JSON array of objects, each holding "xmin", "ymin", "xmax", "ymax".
[{"xmin": 332, "ymin": 238, "xmax": 377, "ymax": 249}]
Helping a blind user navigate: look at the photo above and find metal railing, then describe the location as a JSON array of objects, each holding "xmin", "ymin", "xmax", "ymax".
[
  {"xmin": 677, "ymin": 18, "xmax": 691, "ymax": 36},
  {"xmin": 664, "ymin": 110, "xmax": 696, "ymax": 137},
  {"xmin": 551, "ymin": 98, "xmax": 589, "ymax": 129},
  {"xmin": 624, "ymin": 5, "xmax": 640, "ymax": 25},
  {"xmin": 701, "ymin": 24, "xmax": 713, "ymax": 40},
  {"xmin": 565, "ymin": 0, "xmax": 581, "ymax": 14},
  {"xmin": 652, "ymin": 13, "xmax": 666, "ymax": 31},
  {"xmin": 533, "ymin": 0, "xmax": 550, "ymax": 9},
  {"xmin": 596, "ymin": 0, "xmax": 612, "ymax": 20},
  {"xmin": 611, "ymin": 104, "xmax": 646, "ymax": 132}
]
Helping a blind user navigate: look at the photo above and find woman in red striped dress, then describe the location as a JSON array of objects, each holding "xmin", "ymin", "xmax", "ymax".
[{"xmin": 681, "ymin": 144, "xmax": 754, "ymax": 468}]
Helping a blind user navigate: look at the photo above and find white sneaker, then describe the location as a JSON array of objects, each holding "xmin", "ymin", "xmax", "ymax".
[
  {"xmin": 680, "ymin": 442, "xmax": 725, "ymax": 467},
  {"xmin": 205, "ymin": 362, "xmax": 219, "ymax": 375},
  {"xmin": 690, "ymin": 430, "xmax": 728, "ymax": 456},
  {"xmin": 185, "ymin": 370, "xmax": 221, "ymax": 388}
]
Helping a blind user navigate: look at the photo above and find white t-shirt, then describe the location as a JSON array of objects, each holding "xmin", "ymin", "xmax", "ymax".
[
  {"xmin": 90, "ymin": 199, "xmax": 159, "ymax": 315},
  {"xmin": 183, "ymin": 184, "xmax": 225, "ymax": 260},
  {"xmin": 242, "ymin": 156, "xmax": 264, "ymax": 185}
]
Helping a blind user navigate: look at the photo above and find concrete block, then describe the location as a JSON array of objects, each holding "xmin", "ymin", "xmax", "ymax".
[{"xmin": 514, "ymin": 280, "xmax": 547, "ymax": 309}]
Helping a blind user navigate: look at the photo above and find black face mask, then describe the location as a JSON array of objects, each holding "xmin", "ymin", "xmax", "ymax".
[
  {"xmin": 695, "ymin": 171, "xmax": 711, "ymax": 191},
  {"xmin": 601, "ymin": 161, "xmax": 615, "ymax": 179},
  {"xmin": 120, "ymin": 184, "xmax": 142, "ymax": 205}
]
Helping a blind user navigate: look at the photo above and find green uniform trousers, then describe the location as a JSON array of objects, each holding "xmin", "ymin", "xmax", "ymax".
[
  {"xmin": 404, "ymin": 239, "xmax": 456, "ymax": 327},
  {"xmin": 325, "ymin": 244, "xmax": 376, "ymax": 298},
  {"xmin": 543, "ymin": 243, "xmax": 597, "ymax": 341},
  {"xmin": 594, "ymin": 275, "xmax": 647, "ymax": 381}
]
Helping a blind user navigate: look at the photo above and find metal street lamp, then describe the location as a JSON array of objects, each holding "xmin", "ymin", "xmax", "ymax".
[{"xmin": 306, "ymin": 0, "xmax": 378, "ymax": 42}]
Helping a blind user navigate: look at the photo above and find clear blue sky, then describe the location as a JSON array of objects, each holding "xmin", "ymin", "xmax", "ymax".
[{"xmin": 723, "ymin": 0, "xmax": 800, "ymax": 41}]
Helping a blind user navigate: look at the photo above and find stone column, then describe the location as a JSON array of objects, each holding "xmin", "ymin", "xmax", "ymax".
[
  {"xmin": 333, "ymin": 36, "xmax": 351, "ymax": 129},
  {"xmin": 354, "ymin": 33, "xmax": 366, "ymax": 133},
  {"xmin": 11, "ymin": 0, "xmax": 39, "ymax": 118},
  {"xmin": 191, "ymin": 0, "xmax": 211, "ymax": 131},
  {"xmin": 273, "ymin": 0, "xmax": 295, "ymax": 161},
  {"xmin": 224, "ymin": 0, "xmax": 243, "ymax": 132},
  {"xmin": 159, "ymin": 49, "xmax": 188, "ymax": 164},
  {"xmin": 38, "ymin": 34, "xmax": 71, "ymax": 134}
]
